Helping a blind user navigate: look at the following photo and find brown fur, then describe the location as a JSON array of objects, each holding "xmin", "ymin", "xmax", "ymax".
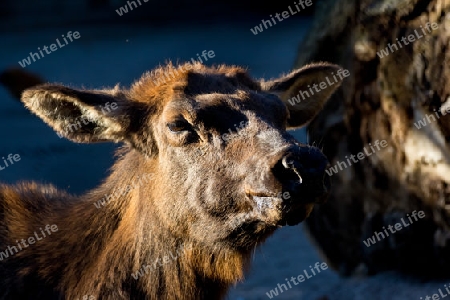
[{"xmin": 0, "ymin": 62, "xmax": 342, "ymax": 299}]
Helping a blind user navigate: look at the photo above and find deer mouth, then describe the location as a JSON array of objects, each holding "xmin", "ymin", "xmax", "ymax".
[
  {"xmin": 279, "ymin": 202, "xmax": 315, "ymax": 226},
  {"xmin": 224, "ymin": 193, "xmax": 316, "ymax": 249},
  {"xmin": 278, "ymin": 190, "xmax": 329, "ymax": 226},
  {"xmin": 246, "ymin": 192, "xmax": 318, "ymax": 227}
]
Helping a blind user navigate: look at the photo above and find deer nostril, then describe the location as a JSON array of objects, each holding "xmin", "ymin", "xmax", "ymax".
[
  {"xmin": 272, "ymin": 148, "xmax": 330, "ymax": 201},
  {"xmin": 272, "ymin": 155, "xmax": 303, "ymax": 193},
  {"xmin": 281, "ymin": 155, "xmax": 303, "ymax": 184}
]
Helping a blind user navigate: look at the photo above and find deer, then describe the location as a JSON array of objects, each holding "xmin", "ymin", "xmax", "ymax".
[{"xmin": 0, "ymin": 62, "xmax": 342, "ymax": 299}]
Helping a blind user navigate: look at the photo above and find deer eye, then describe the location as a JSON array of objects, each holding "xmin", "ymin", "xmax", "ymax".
[{"xmin": 167, "ymin": 120, "xmax": 191, "ymax": 133}]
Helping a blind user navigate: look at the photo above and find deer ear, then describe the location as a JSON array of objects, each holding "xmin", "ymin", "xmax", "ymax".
[
  {"xmin": 261, "ymin": 63, "xmax": 346, "ymax": 128},
  {"xmin": 21, "ymin": 84, "xmax": 144, "ymax": 144}
]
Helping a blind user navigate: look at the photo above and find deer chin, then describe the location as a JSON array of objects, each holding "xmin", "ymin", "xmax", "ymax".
[{"xmin": 224, "ymin": 200, "xmax": 315, "ymax": 249}]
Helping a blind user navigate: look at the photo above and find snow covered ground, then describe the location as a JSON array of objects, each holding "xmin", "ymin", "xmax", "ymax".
[{"xmin": 1, "ymin": 18, "xmax": 448, "ymax": 300}]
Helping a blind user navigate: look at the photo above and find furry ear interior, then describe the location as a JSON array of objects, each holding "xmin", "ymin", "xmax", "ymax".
[
  {"xmin": 261, "ymin": 63, "xmax": 346, "ymax": 128},
  {"xmin": 21, "ymin": 84, "xmax": 132, "ymax": 143}
]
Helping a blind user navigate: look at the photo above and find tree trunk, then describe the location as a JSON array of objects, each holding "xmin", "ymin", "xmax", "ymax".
[{"xmin": 296, "ymin": 0, "xmax": 450, "ymax": 276}]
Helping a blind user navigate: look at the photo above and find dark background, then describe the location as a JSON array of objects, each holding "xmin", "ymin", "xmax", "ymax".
[{"xmin": 0, "ymin": 0, "xmax": 316, "ymax": 30}]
